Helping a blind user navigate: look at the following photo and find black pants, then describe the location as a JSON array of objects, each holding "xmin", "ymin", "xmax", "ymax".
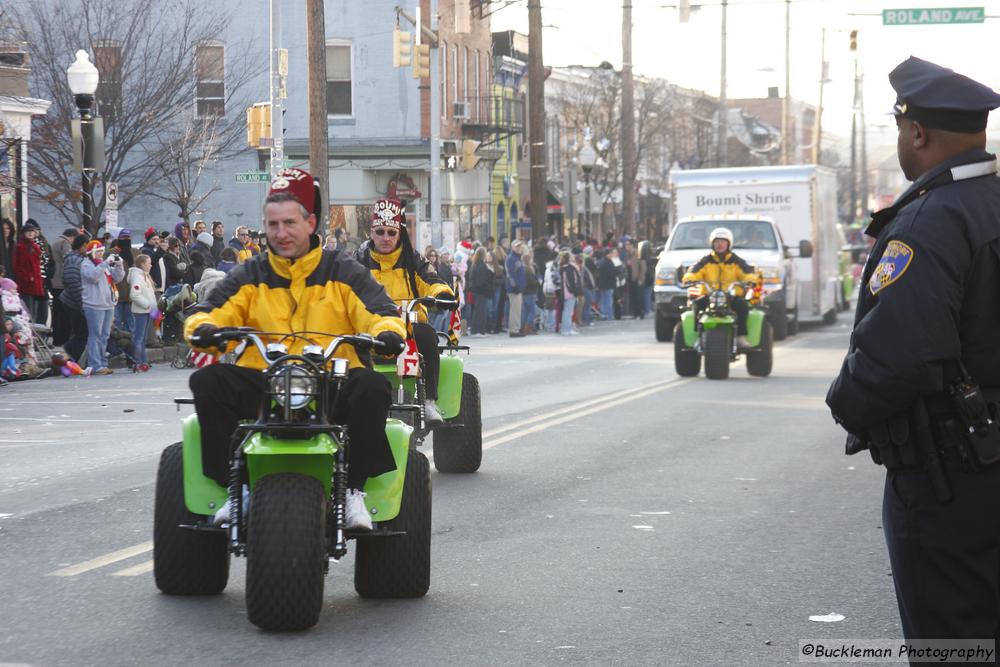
[
  {"xmin": 412, "ymin": 322, "xmax": 440, "ymax": 400},
  {"xmin": 50, "ymin": 289, "xmax": 69, "ymax": 345},
  {"xmin": 189, "ymin": 364, "xmax": 396, "ymax": 490},
  {"xmin": 64, "ymin": 307, "xmax": 88, "ymax": 363},
  {"xmin": 694, "ymin": 296, "xmax": 749, "ymax": 335},
  {"xmin": 884, "ymin": 465, "xmax": 1000, "ymax": 646}
]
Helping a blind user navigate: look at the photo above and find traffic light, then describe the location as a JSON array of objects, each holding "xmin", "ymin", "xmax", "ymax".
[
  {"xmin": 461, "ymin": 139, "xmax": 481, "ymax": 171},
  {"xmin": 849, "ymin": 30, "xmax": 858, "ymax": 51},
  {"xmin": 246, "ymin": 103, "xmax": 271, "ymax": 148},
  {"xmin": 392, "ymin": 28, "xmax": 412, "ymax": 68},
  {"xmin": 412, "ymin": 43, "xmax": 430, "ymax": 79}
]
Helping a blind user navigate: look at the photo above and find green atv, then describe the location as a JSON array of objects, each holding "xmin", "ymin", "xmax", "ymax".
[
  {"xmin": 374, "ymin": 297, "xmax": 482, "ymax": 474},
  {"xmin": 674, "ymin": 281, "xmax": 774, "ymax": 380},
  {"xmin": 153, "ymin": 329, "xmax": 430, "ymax": 632}
]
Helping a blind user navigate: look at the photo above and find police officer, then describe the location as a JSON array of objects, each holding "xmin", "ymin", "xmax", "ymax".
[{"xmin": 827, "ymin": 57, "xmax": 1000, "ymax": 645}]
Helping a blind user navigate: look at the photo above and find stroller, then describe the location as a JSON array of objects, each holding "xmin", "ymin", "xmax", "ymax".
[
  {"xmin": 2, "ymin": 278, "xmax": 55, "ymax": 377},
  {"xmin": 106, "ymin": 324, "xmax": 139, "ymax": 372}
]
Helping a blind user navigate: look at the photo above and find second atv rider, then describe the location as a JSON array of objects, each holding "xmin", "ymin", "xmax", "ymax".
[
  {"xmin": 682, "ymin": 227, "xmax": 760, "ymax": 346},
  {"xmin": 355, "ymin": 198, "xmax": 458, "ymax": 425}
]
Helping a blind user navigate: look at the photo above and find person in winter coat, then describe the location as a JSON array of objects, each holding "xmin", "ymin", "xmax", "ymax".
[
  {"xmin": 185, "ymin": 232, "xmax": 214, "ymax": 286},
  {"xmin": 1, "ymin": 218, "xmax": 15, "ymax": 278},
  {"xmin": 161, "ymin": 237, "xmax": 187, "ymax": 289},
  {"xmin": 140, "ymin": 227, "xmax": 165, "ymax": 290},
  {"xmin": 80, "ymin": 240, "xmax": 125, "ymax": 374},
  {"xmin": 111, "ymin": 228, "xmax": 135, "ymax": 335},
  {"xmin": 491, "ymin": 245, "xmax": 508, "ymax": 333},
  {"xmin": 216, "ymin": 247, "xmax": 238, "ymax": 274},
  {"xmin": 595, "ymin": 249, "xmax": 617, "ymax": 322},
  {"xmin": 127, "ymin": 254, "xmax": 157, "ymax": 371},
  {"xmin": 467, "ymin": 247, "xmax": 493, "ymax": 336},
  {"xmin": 59, "ymin": 235, "xmax": 90, "ymax": 362},
  {"xmin": 505, "ymin": 241, "xmax": 527, "ymax": 337},
  {"xmin": 227, "ymin": 226, "xmax": 255, "ymax": 263},
  {"xmin": 521, "ymin": 249, "xmax": 540, "ymax": 335},
  {"xmin": 50, "ymin": 227, "xmax": 80, "ymax": 346},
  {"xmin": 576, "ymin": 251, "xmax": 596, "ymax": 326},
  {"xmin": 559, "ymin": 251, "xmax": 582, "ymax": 336},
  {"xmin": 210, "ymin": 221, "xmax": 225, "ymax": 266},
  {"xmin": 12, "ymin": 220, "xmax": 44, "ymax": 323},
  {"xmin": 172, "ymin": 221, "xmax": 192, "ymax": 263}
]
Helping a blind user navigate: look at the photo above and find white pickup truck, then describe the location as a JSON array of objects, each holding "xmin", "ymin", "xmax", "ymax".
[{"xmin": 653, "ymin": 214, "xmax": 812, "ymax": 341}]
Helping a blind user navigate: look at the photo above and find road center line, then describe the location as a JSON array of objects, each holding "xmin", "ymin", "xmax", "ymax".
[
  {"xmin": 481, "ymin": 378, "xmax": 679, "ymax": 440},
  {"xmin": 47, "ymin": 541, "xmax": 153, "ymax": 577},
  {"xmin": 111, "ymin": 561, "xmax": 155, "ymax": 577},
  {"xmin": 481, "ymin": 379, "xmax": 693, "ymax": 452}
]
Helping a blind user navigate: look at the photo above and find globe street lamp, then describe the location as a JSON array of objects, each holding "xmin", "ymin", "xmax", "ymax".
[
  {"xmin": 66, "ymin": 50, "xmax": 101, "ymax": 233},
  {"xmin": 578, "ymin": 144, "xmax": 598, "ymax": 237}
]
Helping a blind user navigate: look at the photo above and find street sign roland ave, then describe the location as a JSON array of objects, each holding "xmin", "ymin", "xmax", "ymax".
[
  {"xmin": 883, "ymin": 7, "xmax": 985, "ymax": 25},
  {"xmin": 235, "ymin": 171, "xmax": 271, "ymax": 184}
]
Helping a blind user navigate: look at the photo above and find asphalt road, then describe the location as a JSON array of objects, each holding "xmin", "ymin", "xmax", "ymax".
[{"xmin": 0, "ymin": 316, "xmax": 901, "ymax": 666}]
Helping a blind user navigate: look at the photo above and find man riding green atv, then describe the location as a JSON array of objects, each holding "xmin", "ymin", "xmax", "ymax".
[
  {"xmin": 153, "ymin": 169, "xmax": 431, "ymax": 632},
  {"xmin": 674, "ymin": 227, "xmax": 774, "ymax": 379},
  {"xmin": 356, "ymin": 199, "xmax": 482, "ymax": 473}
]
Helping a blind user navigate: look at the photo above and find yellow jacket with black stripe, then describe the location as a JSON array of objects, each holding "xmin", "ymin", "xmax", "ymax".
[
  {"xmin": 184, "ymin": 237, "xmax": 405, "ymax": 370},
  {"xmin": 682, "ymin": 251, "xmax": 760, "ymax": 294},
  {"xmin": 355, "ymin": 241, "xmax": 454, "ymax": 322}
]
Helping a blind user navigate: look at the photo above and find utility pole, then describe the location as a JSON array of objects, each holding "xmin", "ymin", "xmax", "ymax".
[
  {"xmin": 813, "ymin": 27, "xmax": 826, "ymax": 164},
  {"xmin": 528, "ymin": 0, "xmax": 547, "ymax": 240},
  {"xmin": 716, "ymin": 0, "xmax": 728, "ymax": 167},
  {"xmin": 268, "ymin": 0, "xmax": 284, "ymax": 179},
  {"xmin": 621, "ymin": 0, "xmax": 636, "ymax": 237},
  {"xmin": 428, "ymin": 2, "xmax": 441, "ymax": 248},
  {"xmin": 849, "ymin": 30, "xmax": 859, "ymax": 220},
  {"xmin": 306, "ymin": 0, "xmax": 329, "ymax": 225},
  {"xmin": 781, "ymin": 0, "xmax": 791, "ymax": 164}
]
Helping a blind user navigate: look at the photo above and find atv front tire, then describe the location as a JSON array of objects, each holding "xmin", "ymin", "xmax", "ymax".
[
  {"xmin": 703, "ymin": 327, "xmax": 731, "ymax": 380},
  {"xmin": 432, "ymin": 373, "xmax": 482, "ymax": 473},
  {"xmin": 354, "ymin": 449, "xmax": 431, "ymax": 598},
  {"xmin": 246, "ymin": 473, "xmax": 327, "ymax": 632},
  {"xmin": 154, "ymin": 443, "xmax": 230, "ymax": 595}
]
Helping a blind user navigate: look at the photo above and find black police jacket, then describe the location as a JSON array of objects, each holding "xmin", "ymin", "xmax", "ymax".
[{"xmin": 827, "ymin": 149, "xmax": 1000, "ymax": 451}]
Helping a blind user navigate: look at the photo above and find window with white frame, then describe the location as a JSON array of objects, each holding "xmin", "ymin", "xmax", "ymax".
[
  {"xmin": 326, "ymin": 41, "xmax": 352, "ymax": 116},
  {"xmin": 451, "ymin": 45, "xmax": 458, "ymax": 119},
  {"xmin": 463, "ymin": 46, "xmax": 469, "ymax": 113},
  {"xmin": 475, "ymin": 50, "xmax": 481, "ymax": 121},
  {"xmin": 195, "ymin": 43, "xmax": 225, "ymax": 117}
]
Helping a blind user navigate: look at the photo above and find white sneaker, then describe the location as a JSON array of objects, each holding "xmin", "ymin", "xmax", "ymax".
[
  {"xmin": 346, "ymin": 489, "xmax": 373, "ymax": 531},
  {"xmin": 213, "ymin": 484, "xmax": 250, "ymax": 527},
  {"xmin": 424, "ymin": 399, "xmax": 444, "ymax": 427}
]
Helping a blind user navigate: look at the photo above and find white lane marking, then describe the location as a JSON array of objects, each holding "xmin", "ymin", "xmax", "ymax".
[
  {"xmin": 481, "ymin": 378, "xmax": 683, "ymax": 440},
  {"xmin": 481, "ymin": 379, "xmax": 692, "ymax": 452},
  {"xmin": 111, "ymin": 560, "xmax": 154, "ymax": 577},
  {"xmin": 47, "ymin": 541, "xmax": 153, "ymax": 577},
  {"xmin": 0, "ymin": 418, "xmax": 163, "ymax": 424}
]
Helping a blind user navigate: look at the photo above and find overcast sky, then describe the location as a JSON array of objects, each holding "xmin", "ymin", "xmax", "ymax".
[{"xmin": 491, "ymin": 0, "xmax": 1000, "ymax": 146}]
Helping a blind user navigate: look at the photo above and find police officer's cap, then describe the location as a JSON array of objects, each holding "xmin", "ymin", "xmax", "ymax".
[{"xmin": 890, "ymin": 56, "xmax": 1000, "ymax": 133}]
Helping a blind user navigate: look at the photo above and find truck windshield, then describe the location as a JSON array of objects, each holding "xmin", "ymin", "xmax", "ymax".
[{"xmin": 668, "ymin": 221, "xmax": 778, "ymax": 251}]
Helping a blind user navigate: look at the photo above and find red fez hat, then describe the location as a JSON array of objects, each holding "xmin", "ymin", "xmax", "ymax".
[
  {"xmin": 267, "ymin": 168, "xmax": 318, "ymax": 216},
  {"xmin": 371, "ymin": 198, "xmax": 405, "ymax": 229}
]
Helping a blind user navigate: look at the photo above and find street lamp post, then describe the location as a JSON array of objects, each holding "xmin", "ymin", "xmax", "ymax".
[
  {"xmin": 67, "ymin": 50, "xmax": 101, "ymax": 235},
  {"xmin": 579, "ymin": 144, "xmax": 597, "ymax": 237}
]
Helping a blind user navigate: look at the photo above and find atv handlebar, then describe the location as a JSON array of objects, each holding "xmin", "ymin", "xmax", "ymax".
[
  {"xmin": 400, "ymin": 296, "xmax": 459, "ymax": 312},
  {"xmin": 191, "ymin": 328, "xmax": 392, "ymax": 365}
]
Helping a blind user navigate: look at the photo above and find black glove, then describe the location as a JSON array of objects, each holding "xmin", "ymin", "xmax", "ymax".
[
  {"xmin": 437, "ymin": 297, "xmax": 460, "ymax": 311},
  {"xmin": 189, "ymin": 323, "xmax": 220, "ymax": 349},
  {"xmin": 376, "ymin": 331, "xmax": 405, "ymax": 356}
]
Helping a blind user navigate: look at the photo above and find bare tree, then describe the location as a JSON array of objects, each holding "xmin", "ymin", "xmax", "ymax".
[{"xmin": 8, "ymin": 0, "xmax": 258, "ymax": 235}]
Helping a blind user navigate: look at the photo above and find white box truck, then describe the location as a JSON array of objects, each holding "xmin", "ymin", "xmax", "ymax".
[{"xmin": 659, "ymin": 165, "xmax": 841, "ymax": 336}]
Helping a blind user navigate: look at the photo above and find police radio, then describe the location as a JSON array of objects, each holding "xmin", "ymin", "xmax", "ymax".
[{"xmin": 948, "ymin": 363, "xmax": 1000, "ymax": 465}]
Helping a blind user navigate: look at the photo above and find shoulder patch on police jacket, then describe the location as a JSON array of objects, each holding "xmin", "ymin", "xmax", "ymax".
[{"xmin": 869, "ymin": 240, "xmax": 915, "ymax": 295}]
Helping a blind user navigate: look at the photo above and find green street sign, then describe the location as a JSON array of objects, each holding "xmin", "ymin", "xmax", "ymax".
[
  {"xmin": 882, "ymin": 7, "xmax": 985, "ymax": 25},
  {"xmin": 235, "ymin": 171, "xmax": 271, "ymax": 184}
]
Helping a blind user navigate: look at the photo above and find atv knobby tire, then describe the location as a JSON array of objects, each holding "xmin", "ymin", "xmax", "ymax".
[
  {"xmin": 769, "ymin": 300, "xmax": 788, "ymax": 341},
  {"xmin": 673, "ymin": 323, "xmax": 700, "ymax": 377},
  {"xmin": 354, "ymin": 449, "xmax": 431, "ymax": 598},
  {"xmin": 154, "ymin": 443, "xmax": 230, "ymax": 595},
  {"xmin": 432, "ymin": 373, "xmax": 482, "ymax": 473},
  {"xmin": 703, "ymin": 327, "xmax": 731, "ymax": 380},
  {"xmin": 655, "ymin": 311, "xmax": 675, "ymax": 342},
  {"xmin": 746, "ymin": 321, "xmax": 774, "ymax": 377},
  {"xmin": 246, "ymin": 473, "xmax": 327, "ymax": 632}
]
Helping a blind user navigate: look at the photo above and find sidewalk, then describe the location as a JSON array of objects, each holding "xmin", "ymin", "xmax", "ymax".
[{"xmin": 107, "ymin": 343, "xmax": 187, "ymax": 370}]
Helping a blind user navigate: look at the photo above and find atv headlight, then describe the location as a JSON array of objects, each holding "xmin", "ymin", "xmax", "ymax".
[
  {"xmin": 710, "ymin": 291, "xmax": 728, "ymax": 309},
  {"xmin": 268, "ymin": 365, "xmax": 318, "ymax": 410}
]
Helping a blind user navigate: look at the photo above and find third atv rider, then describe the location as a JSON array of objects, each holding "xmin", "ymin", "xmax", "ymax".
[
  {"xmin": 355, "ymin": 198, "xmax": 458, "ymax": 425},
  {"xmin": 682, "ymin": 227, "xmax": 761, "ymax": 347}
]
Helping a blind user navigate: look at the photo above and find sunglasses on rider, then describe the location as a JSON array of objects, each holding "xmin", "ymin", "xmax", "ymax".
[{"xmin": 373, "ymin": 228, "xmax": 399, "ymax": 237}]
